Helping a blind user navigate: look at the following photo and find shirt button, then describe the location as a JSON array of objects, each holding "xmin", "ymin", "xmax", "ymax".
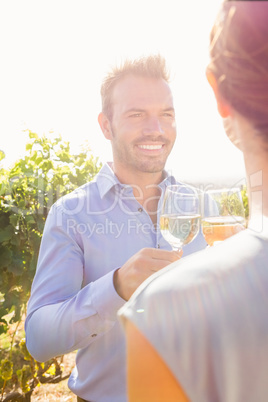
[
  {"xmin": 138, "ymin": 207, "xmax": 143, "ymax": 212},
  {"xmin": 91, "ymin": 333, "xmax": 97, "ymax": 337}
]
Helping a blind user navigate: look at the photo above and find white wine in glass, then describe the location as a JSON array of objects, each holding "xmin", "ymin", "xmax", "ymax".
[
  {"xmin": 160, "ymin": 185, "xmax": 201, "ymax": 251},
  {"xmin": 202, "ymin": 188, "xmax": 246, "ymax": 246}
]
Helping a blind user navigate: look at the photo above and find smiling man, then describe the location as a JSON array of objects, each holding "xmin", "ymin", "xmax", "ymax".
[
  {"xmin": 25, "ymin": 54, "xmax": 207, "ymax": 402},
  {"xmin": 99, "ymin": 73, "xmax": 176, "ymax": 178}
]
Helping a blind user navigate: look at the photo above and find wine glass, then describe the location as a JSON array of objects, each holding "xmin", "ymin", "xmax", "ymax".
[
  {"xmin": 160, "ymin": 185, "xmax": 201, "ymax": 251},
  {"xmin": 201, "ymin": 188, "xmax": 246, "ymax": 246}
]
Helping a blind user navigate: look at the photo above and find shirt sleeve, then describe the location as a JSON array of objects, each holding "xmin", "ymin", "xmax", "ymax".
[{"xmin": 25, "ymin": 202, "xmax": 125, "ymax": 362}]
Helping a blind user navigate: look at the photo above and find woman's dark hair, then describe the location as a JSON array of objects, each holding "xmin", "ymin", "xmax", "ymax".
[{"xmin": 208, "ymin": 1, "xmax": 268, "ymax": 134}]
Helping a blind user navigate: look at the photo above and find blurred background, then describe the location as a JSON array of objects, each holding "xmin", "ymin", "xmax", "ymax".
[{"xmin": 0, "ymin": 0, "xmax": 246, "ymax": 187}]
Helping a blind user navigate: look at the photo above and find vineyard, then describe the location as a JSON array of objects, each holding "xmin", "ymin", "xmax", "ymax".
[{"xmin": 0, "ymin": 131, "xmax": 101, "ymax": 401}]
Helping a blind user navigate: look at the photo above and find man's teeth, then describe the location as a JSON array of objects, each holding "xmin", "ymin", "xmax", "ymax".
[{"xmin": 139, "ymin": 145, "xmax": 162, "ymax": 150}]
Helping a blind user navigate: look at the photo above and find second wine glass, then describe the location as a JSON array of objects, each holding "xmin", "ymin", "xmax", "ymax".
[
  {"xmin": 202, "ymin": 188, "xmax": 246, "ymax": 246},
  {"xmin": 160, "ymin": 185, "xmax": 201, "ymax": 251}
]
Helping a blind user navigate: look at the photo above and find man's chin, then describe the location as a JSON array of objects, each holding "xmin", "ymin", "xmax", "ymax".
[{"xmin": 136, "ymin": 161, "xmax": 166, "ymax": 174}]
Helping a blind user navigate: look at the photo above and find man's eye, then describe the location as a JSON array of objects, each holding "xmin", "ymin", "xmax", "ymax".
[{"xmin": 130, "ymin": 113, "xmax": 142, "ymax": 118}]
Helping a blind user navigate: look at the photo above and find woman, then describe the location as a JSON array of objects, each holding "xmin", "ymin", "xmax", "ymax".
[{"xmin": 119, "ymin": 2, "xmax": 268, "ymax": 401}]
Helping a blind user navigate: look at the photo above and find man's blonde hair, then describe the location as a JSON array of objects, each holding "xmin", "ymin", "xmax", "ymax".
[{"xmin": 100, "ymin": 54, "xmax": 170, "ymax": 120}]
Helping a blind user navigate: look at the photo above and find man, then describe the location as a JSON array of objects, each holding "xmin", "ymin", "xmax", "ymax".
[
  {"xmin": 25, "ymin": 54, "xmax": 207, "ymax": 402},
  {"xmin": 120, "ymin": 3, "xmax": 268, "ymax": 402}
]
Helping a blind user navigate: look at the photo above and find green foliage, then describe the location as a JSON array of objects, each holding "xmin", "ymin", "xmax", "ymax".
[
  {"xmin": 0, "ymin": 151, "xmax": 5, "ymax": 163},
  {"xmin": 16, "ymin": 365, "xmax": 32, "ymax": 393},
  {"xmin": 19, "ymin": 338, "xmax": 32, "ymax": 362},
  {"xmin": 0, "ymin": 130, "xmax": 102, "ymax": 400},
  {"xmin": 213, "ymin": 186, "xmax": 249, "ymax": 221},
  {"xmin": 0, "ymin": 359, "xmax": 13, "ymax": 382},
  {"xmin": 241, "ymin": 185, "xmax": 249, "ymax": 221}
]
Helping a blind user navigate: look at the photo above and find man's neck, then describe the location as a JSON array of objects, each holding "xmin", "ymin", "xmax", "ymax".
[
  {"xmin": 111, "ymin": 163, "xmax": 165, "ymax": 191},
  {"xmin": 111, "ymin": 163, "xmax": 165, "ymax": 224}
]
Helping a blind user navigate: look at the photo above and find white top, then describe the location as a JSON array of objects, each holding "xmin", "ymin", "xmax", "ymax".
[{"xmin": 120, "ymin": 222, "xmax": 268, "ymax": 402}]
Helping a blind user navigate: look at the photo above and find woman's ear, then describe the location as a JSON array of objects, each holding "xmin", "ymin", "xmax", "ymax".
[
  {"xmin": 206, "ymin": 69, "xmax": 231, "ymax": 118},
  {"xmin": 98, "ymin": 112, "xmax": 113, "ymax": 140}
]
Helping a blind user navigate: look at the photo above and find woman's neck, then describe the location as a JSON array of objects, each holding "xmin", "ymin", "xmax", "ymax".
[{"xmin": 244, "ymin": 150, "xmax": 268, "ymax": 231}]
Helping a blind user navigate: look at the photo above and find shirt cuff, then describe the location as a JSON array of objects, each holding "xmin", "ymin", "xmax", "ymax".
[{"xmin": 91, "ymin": 268, "xmax": 125, "ymax": 322}]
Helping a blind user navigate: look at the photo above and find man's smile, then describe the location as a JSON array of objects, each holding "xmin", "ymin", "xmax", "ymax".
[{"xmin": 137, "ymin": 144, "xmax": 164, "ymax": 151}]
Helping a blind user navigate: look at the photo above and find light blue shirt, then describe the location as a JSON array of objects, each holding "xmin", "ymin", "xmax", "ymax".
[{"xmin": 25, "ymin": 162, "xmax": 207, "ymax": 402}]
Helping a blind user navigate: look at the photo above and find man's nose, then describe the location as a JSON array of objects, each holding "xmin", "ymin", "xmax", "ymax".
[{"xmin": 142, "ymin": 116, "xmax": 164, "ymax": 135}]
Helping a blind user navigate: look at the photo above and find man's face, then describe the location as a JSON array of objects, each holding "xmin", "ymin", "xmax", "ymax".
[{"xmin": 108, "ymin": 74, "xmax": 177, "ymax": 175}]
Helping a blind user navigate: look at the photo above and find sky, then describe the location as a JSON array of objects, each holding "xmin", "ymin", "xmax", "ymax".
[{"xmin": 0, "ymin": 0, "xmax": 246, "ymax": 188}]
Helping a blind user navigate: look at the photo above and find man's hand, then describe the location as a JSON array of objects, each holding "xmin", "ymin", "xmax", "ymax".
[{"xmin": 113, "ymin": 248, "xmax": 182, "ymax": 301}]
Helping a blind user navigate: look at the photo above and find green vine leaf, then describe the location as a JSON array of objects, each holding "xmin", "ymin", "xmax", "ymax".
[
  {"xmin": 0, "ymin": 359, "xmax": 13, "ymax": 381},
  {"xmin": 0, "ymin": 129, "xmax": 102, "ymax": 398}
]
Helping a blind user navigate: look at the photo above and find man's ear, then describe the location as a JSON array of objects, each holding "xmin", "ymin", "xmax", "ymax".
[
  {"xmin": 206, "ymin": 70, "xmax": 231, "ymax": 118},
  {"xmin": 98, "ymin": 112, "xmax": 113, "ymax": 140}
]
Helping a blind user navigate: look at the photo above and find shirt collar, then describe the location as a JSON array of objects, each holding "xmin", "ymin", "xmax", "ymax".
[
  {"xmin": 158, "ymin": 170, "xmax": 177, "ymax": 189},
  {"xmin": 96, "ymin": 162, "xmax": 177, "ymax": 199},
  {"xmin": 96, "ymin": 163, "xmax": 121, "ymax": 199}
]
